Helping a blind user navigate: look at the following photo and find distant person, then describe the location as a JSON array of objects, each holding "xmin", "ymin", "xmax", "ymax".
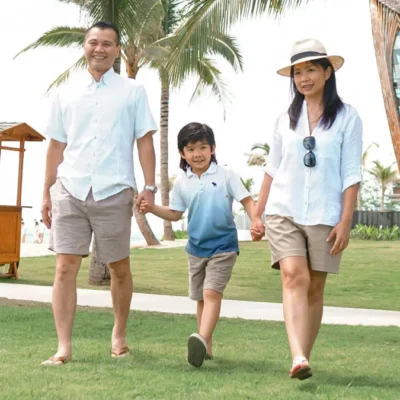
[
  {"xmin": 21, "ymin": 220, "xmax": 26, "ymax": 243},
  {"xmin": 140, "ymin": 122, "xmax": 264, "ymax": 368},
  {"xmin": 40, "ymin": 21, "xmax": 158, "ymax": 366},
  {"xmin": 33, "ymin": 220, "xmax": 40, "ymax": 244},
  {"xmin": 254, "ymin": 39, "xmax": 362, "ymax": 380},
  {"xmin": 38, "ymin": 219, "xmax": 46, "ymax": 244}
]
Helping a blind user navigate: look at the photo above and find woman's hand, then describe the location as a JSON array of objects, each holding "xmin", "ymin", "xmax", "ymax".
[
  {"xmin": 326, "ymin": 220, "xmax": 352, "ymax": 255},
  {"xmin": 250, "ymin": 217, "xmax": 265, "ymax": 242}
]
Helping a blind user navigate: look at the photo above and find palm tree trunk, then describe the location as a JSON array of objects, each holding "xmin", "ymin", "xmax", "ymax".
[
  {"xmin": 160, "ymin": 71, "xmax": 174, "ymax": 241},
  {"xmin": 357, "ymin": 190, "xmax": 362, "ymax": 210},
  {"xmin": 88, "ymin": 57, "xmax": 160, "ymax": 286},
  {"xmin": 381, "ymin": 188, "xmax": 385, "ymax": 212},
  {"xmin": 88, "ymin": 239, "xmax": 110, "ymax": 286}
]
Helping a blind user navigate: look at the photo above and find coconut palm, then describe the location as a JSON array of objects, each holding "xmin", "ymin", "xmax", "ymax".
[
  {"xmin": 240, "ymin": 177, "xmax": 254, "ymax": 193},
  {"xmin": 166, "ymin": 0, "xmax": 310, "ymax": 84},
  {"xmin": 357, "ymin": 142, "xmax": 379, "ymax": 210},
  {"xmin": 246, "ymin": 142, "xmax": 270, "ymax": 166},
  {"xmin": 368, "ymin": 161, "xmax": 398, "ymax": 211}
]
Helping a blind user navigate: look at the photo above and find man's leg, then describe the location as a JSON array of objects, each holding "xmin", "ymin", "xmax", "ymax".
[
  {"xmin": 42, "ymin": 254, "xmax": 82, "ymax": 365},
  {"xmin": 108, "ymin": 256, "xmax": 133, "ymax": 354}
]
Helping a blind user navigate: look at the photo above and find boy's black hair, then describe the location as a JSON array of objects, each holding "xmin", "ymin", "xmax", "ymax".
[
  {"xmin": 85, "ymin": 21, "xmax": 121, "ymax": 46},
  {"xmin": 288, "ymin": 58, "xmax": 344, "ymax": 130},
  {"xmin": 177, "ymin": 122, "xmax": 217, "ymax": 171}
]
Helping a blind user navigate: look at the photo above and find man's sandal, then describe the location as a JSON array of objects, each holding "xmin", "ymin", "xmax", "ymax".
[{"xmin": 41, "ymin": 356, "xmax": 71, "ymax": 366}]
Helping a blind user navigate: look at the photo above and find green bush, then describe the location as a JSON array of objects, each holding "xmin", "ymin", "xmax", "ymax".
[
  {"xmin": 173, "ymin": 230, "xmax": 188, "ymax": 239},
  {"xmin": 161, "ymin": 230, "xmax": 188, "ymax": 241},
  {"xmin": 350, "ymin": 224, "xmax": 400, "ymax": 241}
]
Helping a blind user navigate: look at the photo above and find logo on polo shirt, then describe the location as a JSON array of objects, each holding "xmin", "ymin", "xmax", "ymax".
[{"xmin": 212, "ymin": 182, "xmax": 217, "ymax": 187}]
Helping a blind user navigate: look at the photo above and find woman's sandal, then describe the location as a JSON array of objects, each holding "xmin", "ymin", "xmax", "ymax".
[
  {"xmin": 41, "ymin": 356, "xmax": 71, "ymax": 366},
  {"xmin": 290, "ymin": 358, "xmax": 312, "ymax": 380},
  {"xmin": 111, "ymin": 346, "xmax": 130, "ymax": 358}
]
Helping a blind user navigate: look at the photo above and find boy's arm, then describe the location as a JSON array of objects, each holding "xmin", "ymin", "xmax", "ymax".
[{"xmin": 140, "ymin": 201, "xmax": 184, "ymax": 222}]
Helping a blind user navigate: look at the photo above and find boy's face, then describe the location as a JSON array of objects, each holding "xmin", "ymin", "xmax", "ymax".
[{"xmin": 180, "ymin": 140, "xmax": 215, "ymax": 175}]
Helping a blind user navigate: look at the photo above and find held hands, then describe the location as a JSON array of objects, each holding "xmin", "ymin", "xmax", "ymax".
[
  {"xmin": 136, "ymin": 189, "xmax": 155, "ymax": 213},
  {"xmin": 139, "ymin": 199, "xmax": 153, "ymax": 214},
  {"xmin": 250, "ymin": 216, "xmax": 265, "ymax": 242},
  {"xmin": 326, "ymin": 219, "xmax": 352, "ymax": 256}
]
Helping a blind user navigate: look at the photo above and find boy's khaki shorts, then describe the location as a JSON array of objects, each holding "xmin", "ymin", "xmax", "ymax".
[
  {"xmin": 187, "ymin": 251, "xmax": 238, "ymax": 301},
  {"xmin": 265, "ymin": 215, "xmax": 342, "ymax": 274},
  {"xmin": 49, "ymin": 179, "xmax": 133, "ymax": 263}
]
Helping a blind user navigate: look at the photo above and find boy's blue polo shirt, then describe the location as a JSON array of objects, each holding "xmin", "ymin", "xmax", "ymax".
[{"xmin": 169, "ymin": 163, "xmax": 250, "ymax": 258}]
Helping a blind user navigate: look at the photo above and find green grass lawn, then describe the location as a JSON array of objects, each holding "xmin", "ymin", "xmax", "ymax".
[
  {"xmin": 6, "ymin": 240, "xmax": 400, "ymax": 311},
  {"xmin": 0, "ymin": 299, "xmax": 399, "ymax": 400}
]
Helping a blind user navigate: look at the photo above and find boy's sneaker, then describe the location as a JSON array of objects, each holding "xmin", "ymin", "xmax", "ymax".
[{"xmin": 187, "ymin": 333, "xmax": 207, "ymax": 368}]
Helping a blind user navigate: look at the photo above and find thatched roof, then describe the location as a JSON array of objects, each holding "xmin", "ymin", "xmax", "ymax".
[
  {"xmin": 0, "ymin": 122, "xmax": 45, "ymax": 142},
  {"xmin": 379, "ymin": 0, "xmax": 400, "ymax": 14}
]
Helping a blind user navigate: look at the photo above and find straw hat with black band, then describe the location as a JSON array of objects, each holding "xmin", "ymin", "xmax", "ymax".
[{"xmin": 277, "ymin": 38, "xmax": 344, "ymax": 77}]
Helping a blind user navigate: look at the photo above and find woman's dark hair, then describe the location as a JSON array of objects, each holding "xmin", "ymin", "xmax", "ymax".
[
  {"xmin": 177, "ymin": 123, "xmax": 217, "ymax": 171},
  {"xmin": 288, "ymin": 58, "xmax": 344, "ymax": 130},
  {"xmin": 85, "ymin": 21, "xmax": 121, "ymax": 45}
]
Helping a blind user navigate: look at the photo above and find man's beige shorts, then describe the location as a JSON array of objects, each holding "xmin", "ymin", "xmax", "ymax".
[
  {"xmin": 187, "ymin": 251, "xmax": 238, "ymax": 301},
  {"xmin": 265, "ymin": 215, "xmax": 342, "ymax": 274},
  {"xmin": 49, "ymin": 179, "xmax": 133, "ymax": 263}
]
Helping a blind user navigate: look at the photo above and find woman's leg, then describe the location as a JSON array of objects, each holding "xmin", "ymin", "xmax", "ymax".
[
  {"xmin": 305, "ymin": 270, "xmax": 327, "ymax": 360},
  {"xmin": 280, "ymin": 256, "xmax": 311, "ymax": 360}
]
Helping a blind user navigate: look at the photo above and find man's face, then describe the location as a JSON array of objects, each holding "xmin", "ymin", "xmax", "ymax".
[{"xmin": 84, "ymin": 27, "xmax": 120, "ymax": 73}]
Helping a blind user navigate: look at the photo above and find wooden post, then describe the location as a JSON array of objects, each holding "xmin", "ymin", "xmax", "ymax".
[{"xmin": 16, "ymin": 139, "xmax": 25, "ymax": 207}]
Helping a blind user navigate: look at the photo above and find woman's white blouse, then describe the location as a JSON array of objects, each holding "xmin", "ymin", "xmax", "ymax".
[{"xmin": 264, "ymin": 102, "xmax": 363, "ymax": 227}]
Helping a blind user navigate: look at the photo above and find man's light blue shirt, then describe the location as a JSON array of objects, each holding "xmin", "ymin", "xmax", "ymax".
[
  {"xmin": 170, "ymin": 163, "xmax": 251, "ymax": 258},
  {"xmin": 45, "ymin": 68, "xmax": 158, "ymax": 201}
]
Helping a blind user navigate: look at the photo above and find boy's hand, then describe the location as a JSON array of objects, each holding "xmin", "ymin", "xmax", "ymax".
[
  {"xmin": 139, "ymin": 199, "xmax": 153, "ymax": 214},
  {"xmin": 250, "ymin": 217, "xmax": 265, "ymax": 242}
]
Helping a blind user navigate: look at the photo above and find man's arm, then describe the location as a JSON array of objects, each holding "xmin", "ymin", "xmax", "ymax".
[
  {"xmin": 136, "ymin": 131, "xmax": 156, "ymax": 207},
  {"xmin": 41, "ymin": 139, "xmax": 66, "ymax": 228}
]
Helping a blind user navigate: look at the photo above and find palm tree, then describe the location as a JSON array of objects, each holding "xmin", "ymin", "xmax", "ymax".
[
  {"xmin": 368, "ymin": 161, "xmax": 398, "ymax": 211},
  {"xmin": 357, "ymin": 142, "xmax": 379, "ymax": 210},
  {"xmin": 17, "ymin": 0, "xmax": 242, "ymax": 283},
  {"xmin": 240, "ymin": 177, "xmax": 254, "ymax": 193},
  {"xmin": 246, "ymin": 142, "xmax": 270, "ymax": 166},
  {"xmin": 166, "ymin": 0, "xmax": 310, "ymax": 83}
]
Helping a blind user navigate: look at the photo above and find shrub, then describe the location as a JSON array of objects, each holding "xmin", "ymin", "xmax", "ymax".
[{"xmin": 350, "ymin": 224, "xmax": 400, "ymax": 241}]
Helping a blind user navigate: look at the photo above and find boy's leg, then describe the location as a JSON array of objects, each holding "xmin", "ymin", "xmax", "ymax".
[
  {"xmin": 200, "ymin": 251, "xmax": 237, "ymax": 355},
  {"xmin": 196, "ymin": 299, "xmax": 213, "ymax": 357},
  {"xmin": 198, "ymin": 290, "xmax": 222, "ymax": 352}
]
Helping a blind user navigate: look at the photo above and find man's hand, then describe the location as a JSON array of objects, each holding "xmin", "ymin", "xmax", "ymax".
[
  {"xmin": 136, "ymin": 189, "xmax": 155, "ymax": 211},
  {"xmin": 139, "ymin": 199, "xmax": 153, "ymax": 214},
  {"xmin": 326, "ymin": 220, "xmax": 352, "ymax": 256},
  {"xmin": 250, "ymin": 217, "xmax": 265, "ymax": 242},
  {"xmin": 41, "ymin": 191, "xmax": 52, "ymax": 229}
]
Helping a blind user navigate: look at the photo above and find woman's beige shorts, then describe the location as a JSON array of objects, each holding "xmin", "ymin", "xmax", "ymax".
[{"xmin": 265, "ymin": 215, "xmax": 342, "ymax": 274}]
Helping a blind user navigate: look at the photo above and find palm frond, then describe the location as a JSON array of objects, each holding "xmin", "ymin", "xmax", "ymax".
[
  {"xmin": 189, "ymin": 58, "xmax": 231, "ymax": 117},
  {"xmin": 166, "ymin": 0, "xmax": 309, "ymax": 71},
  {"xmin": 45, "ymin": 56, "xmax": 87, "ymax": 93},
  {"xmin": 14, "ymin": 26, "xmax": 85, "ymax": 58}
]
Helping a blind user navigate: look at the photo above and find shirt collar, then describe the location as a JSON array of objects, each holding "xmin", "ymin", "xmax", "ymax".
[
  {"xmin": 186, "ymin": 162, "xmax": 218, "ymax": 178},
  {"xmin": 85, "ymin": 68, "xmax": 116, "ymax": 87}
]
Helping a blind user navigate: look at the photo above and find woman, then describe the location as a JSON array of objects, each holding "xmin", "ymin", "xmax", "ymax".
[{"xmin": 255, "ymin": 39, "xmax": 362, "ymax": 380}]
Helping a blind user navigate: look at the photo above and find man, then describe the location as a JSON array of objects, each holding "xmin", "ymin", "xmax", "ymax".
[{"xmin": 41, "ymin": 21, "xmax": 158, "ymax": 366}]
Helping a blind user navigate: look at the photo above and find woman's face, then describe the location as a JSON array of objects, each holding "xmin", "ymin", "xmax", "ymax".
[{"xmin": 293, "ymin": 61, "xmax": 332, "ymax": 98}]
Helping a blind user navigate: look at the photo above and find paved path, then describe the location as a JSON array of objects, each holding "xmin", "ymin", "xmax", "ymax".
[{"xmin": 1, "ymin": 283, "xmax": 399, "ymax": 327}]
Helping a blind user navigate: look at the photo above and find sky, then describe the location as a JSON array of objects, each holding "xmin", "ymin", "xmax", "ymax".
[{"xmin": 0, "ymin": 0, "xmax": 396, "ymax": 235}]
